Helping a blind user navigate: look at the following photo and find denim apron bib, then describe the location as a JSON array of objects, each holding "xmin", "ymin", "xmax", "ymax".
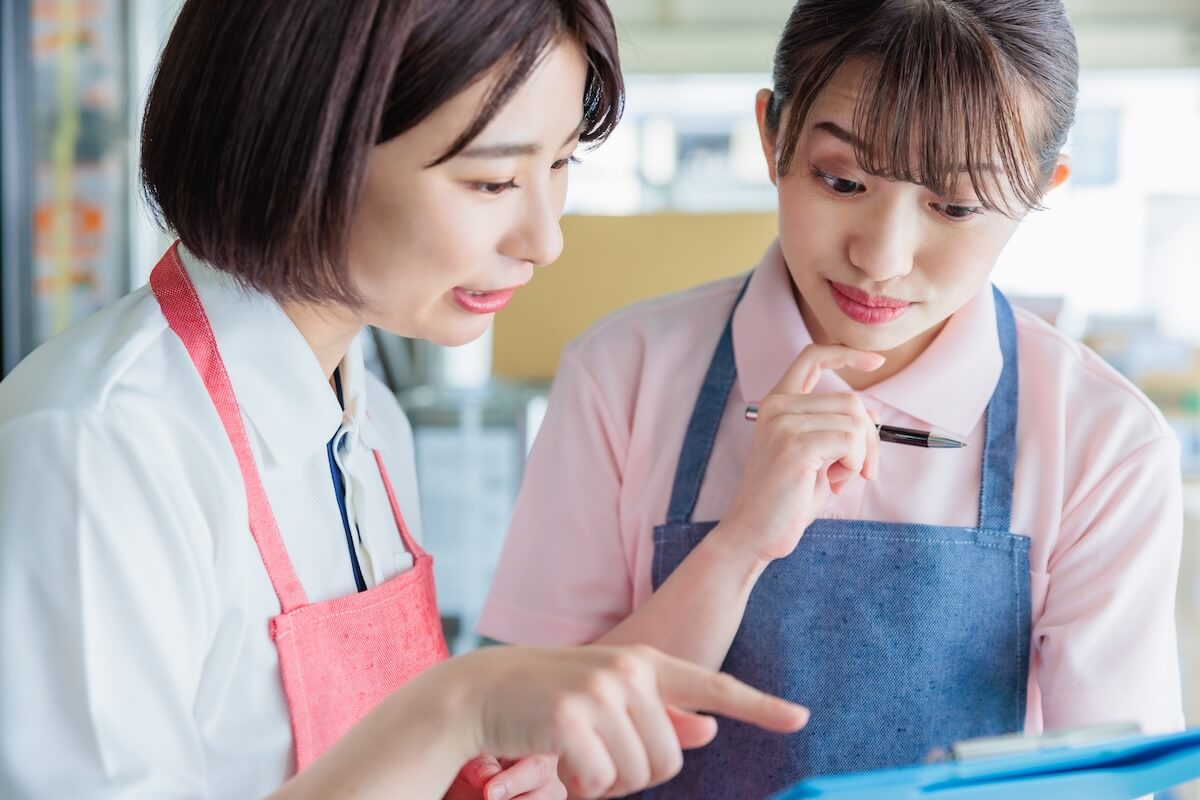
[{"xmin": 642, "ymin": 283, "xmax": 1031, "ymax": 799}]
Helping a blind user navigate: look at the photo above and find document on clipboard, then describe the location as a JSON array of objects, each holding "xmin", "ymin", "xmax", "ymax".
[{"xmin": 769, "ymin": 723, "xmax": 1200, "ymax": 799}]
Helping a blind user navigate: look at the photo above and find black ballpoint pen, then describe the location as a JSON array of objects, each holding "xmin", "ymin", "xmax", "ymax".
[{"xmin": 743, "ymin": 404, "xmax": 966, "ymax": 449}]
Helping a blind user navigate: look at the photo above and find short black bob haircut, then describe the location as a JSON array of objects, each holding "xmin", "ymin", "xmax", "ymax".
[{"xmin": 140, "ymin": 0, "xmax": 623, "ymax": 307}]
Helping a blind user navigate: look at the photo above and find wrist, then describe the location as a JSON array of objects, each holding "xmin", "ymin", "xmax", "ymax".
[
  {"xmin": 701, "ymin": 522, "xmax": 773, "ymax": 583},
  {"xmin": 421, "ymin": 655, "xmax": 486, "ymax": 764}
]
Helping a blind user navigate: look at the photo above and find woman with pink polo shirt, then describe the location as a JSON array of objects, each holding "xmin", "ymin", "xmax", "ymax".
[{"xmin": 480, "ymin": 1, "xmax": 1186, "ymax": 797}]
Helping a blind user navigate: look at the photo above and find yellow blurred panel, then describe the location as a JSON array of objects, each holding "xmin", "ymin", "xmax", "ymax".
[{"xmin": 493, "ymin": 212, "xmax": 778, "ymax": 381}]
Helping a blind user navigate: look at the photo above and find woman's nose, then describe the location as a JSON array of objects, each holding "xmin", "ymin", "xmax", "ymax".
[{"xmin": 845, "ymin": 198, "xmax": 917, "ymax": 282}]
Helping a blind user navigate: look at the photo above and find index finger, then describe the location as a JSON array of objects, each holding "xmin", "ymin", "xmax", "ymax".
[
  {"xmin": 772, "ymin": 344, "xmax": 885, "ymax": 396},
  {"xmin": 653, "ymin": 654, "xmax": 809, "ymax": 733}
]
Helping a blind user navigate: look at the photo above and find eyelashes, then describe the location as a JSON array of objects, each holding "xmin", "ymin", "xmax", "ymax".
[
  {"xmin": 472, "ymin": 156, "xmax": 581, "ymax": 195},
  {"xmin": 812, "ymin": 168, "xmax": 984, "ymax": 222}
]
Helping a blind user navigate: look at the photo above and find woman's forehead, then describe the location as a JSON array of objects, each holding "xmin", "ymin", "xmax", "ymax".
[{"xmin": 798, "ymin": 59, "xmax": 1045, "ymax": 211}]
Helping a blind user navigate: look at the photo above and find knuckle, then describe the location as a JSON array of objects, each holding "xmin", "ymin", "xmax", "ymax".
[
  {"xmin": 626, "ymin": 645, "xmax": 659, "ymax": 681},
  {"xmin": 657, "ymin": 748, "xmax": 684, "ymax": 782},
  {"xmin": 629, "ymin": 643, "xmax": 658, "ymax": 662},
  {"xmin": 592, "ymin": 762, "xmax": 619, "ymax": 798},
  {"xmin": 766, "ymin": 412, "xmax": 794, "ymax": 434},
  {"xmin": 624, "ymin": 761, "xmax": 652, "ymax": 793},
  {"xmin": 572, "ymin": 771, "xmax": 605, "ymax": 800},
  {"xmin": 759, "ymin": 394, "xmax": 785, "ymax": 417},
  {"xmin": 583, "ymin": 670, "xmax": 608, "ymax": 696},
  {"xmin": 535, "ymin": 754, "xmax": 558, "ymax": 783},
  {"xmin": 583, "ymin": 671, "xmax": 622, "ymax": 708},
  {"xmin": 709, "ymin": 671, "xmax": 740, "ymax": 702},
  {"xmin": 608, "ymin": 650, "xmax": 643, "ymax": 682},
  {"xmin": 772, "ymin": 417, "xmax": 801, "ymax": 434},
  {"xmin": 552, "ymin": 696, "xmax": 586, "ymax": 733}
]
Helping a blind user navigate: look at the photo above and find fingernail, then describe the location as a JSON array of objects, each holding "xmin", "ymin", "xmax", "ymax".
[{"xmin": 488, "ymin": 785, "xmax": 508, "ymax": 800}]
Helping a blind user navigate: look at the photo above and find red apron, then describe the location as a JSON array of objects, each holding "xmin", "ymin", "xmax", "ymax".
[{"xmin": 150, "ymin": 243, "xmax": 449, "ymax": 771}]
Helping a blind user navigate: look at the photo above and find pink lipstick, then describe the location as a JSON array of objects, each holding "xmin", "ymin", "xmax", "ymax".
[
  {"xmin": 453, "ymin": 287, "xmax": 517, "ymax": 315},
  {"xmin": 829, "ymin": 281, "xmax": 911, "ymax": 325}
]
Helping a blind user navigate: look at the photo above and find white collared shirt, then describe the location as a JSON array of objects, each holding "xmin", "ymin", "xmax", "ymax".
[{"xmin": 0, "ymin": 247, "xmax": 423, "ymax": 798}]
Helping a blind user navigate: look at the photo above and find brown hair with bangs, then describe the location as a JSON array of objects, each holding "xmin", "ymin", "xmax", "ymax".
[
  {"xmin": 764, "ymin": 0, "xmax": 1078, "ymax": 215},
  {"xmin": 140, "ymin": 0, "xmax": 623, "ymax": 307}
]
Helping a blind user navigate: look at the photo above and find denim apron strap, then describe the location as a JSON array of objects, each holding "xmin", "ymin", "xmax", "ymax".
[
  {"xmin": 979, "ymin": 286, "xmax": 1019, "ymax": 532},
  {"xmin": 663, "ymin": 275, "xmax": 752, "ymax": 525}
]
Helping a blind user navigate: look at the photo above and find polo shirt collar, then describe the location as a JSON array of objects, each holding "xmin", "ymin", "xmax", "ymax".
[{"xmin": 731, "ymin": 240, "xmax": 1002, "ymax": 438}]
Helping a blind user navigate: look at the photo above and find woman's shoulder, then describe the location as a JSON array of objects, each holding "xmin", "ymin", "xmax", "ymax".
[
  {"xmin": 0, "ymin": 285, "xmax": 174, "ymax": 420},
  {"xmin": 1013, "ymin": 305, "xmax": 1174, "ymax": 456},
  {"xmin": 0, "ymin": 285, "xmax": 240, "ymax": 498}
]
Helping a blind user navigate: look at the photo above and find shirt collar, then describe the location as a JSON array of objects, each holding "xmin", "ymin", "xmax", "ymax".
[
  {"xmin": 731, "ymin": 240, "xmax": 1002, "ymax": 438},
  {"xmin": 176, "ymin": 245, "xmax": 380, "ymax": 464},
  {"xmin": 337, "ymin": 335, "xmax": 387, "ymax": 451}
]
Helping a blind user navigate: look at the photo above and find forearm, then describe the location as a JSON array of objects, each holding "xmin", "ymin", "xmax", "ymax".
[
  {"xmin": 596, "ymin": 524, "xmax": 769, "ymax": 670},
  {"xmin": 269, "ymin": 660, "xmax": 476, "ymax": 800}
]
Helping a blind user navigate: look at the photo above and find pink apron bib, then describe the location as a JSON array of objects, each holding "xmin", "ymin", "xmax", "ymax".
[{"xmin": 150, "ymin": 243, "xmax": 449, "ymax": 771}]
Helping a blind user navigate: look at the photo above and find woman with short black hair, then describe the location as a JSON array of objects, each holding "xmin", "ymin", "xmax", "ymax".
[{"xmin": 0, "ymin": 2, "xmax": 807, "ymax": 798}]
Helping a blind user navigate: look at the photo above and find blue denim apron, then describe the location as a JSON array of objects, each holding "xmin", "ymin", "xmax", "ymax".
[{"xmin": 641, "ymin": 284, "xmax": 1031, "ymax": 799}]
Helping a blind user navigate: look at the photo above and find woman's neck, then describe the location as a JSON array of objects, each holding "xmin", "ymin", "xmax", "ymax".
[
  {"xmin": 281, "ymin": 301, "xmax": 364, "ymax": 384},
  {"xmin": 795, "ymin": 283, "xmax": 945, "ymax": 391}
]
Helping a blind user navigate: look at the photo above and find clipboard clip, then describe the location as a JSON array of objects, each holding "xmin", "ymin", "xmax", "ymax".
[{"xmin": 924, "ymin": 721, "xmax": 1144, "ymax": 763}]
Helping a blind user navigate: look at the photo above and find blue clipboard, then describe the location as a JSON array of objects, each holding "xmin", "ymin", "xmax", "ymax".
[{"xmin": 769, "ymin": 727, "xmax": 1200, "ymax": 799}]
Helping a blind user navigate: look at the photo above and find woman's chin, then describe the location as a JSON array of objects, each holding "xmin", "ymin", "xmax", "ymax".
[
  {"xmin": 811, "ymin": 303, "xmax": 929, "ymax": 353},
  {"xmin": 372, "ymin": 313, "xmax": 491, "ymax": 348},
  {"xmin": 427, "ymin": 318, "xmax": 493, "ymax": 348}
]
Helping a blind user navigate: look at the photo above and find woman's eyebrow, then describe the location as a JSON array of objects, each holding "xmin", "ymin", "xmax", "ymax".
[
  {"xmin": 811, "ymin": 120, "xmax": 997, "ymax": 175},
  {"xmin": 456, "ymin": 120, "xmax": 587, "ymax": 160},
  {"xmin": 812, "ymin": 120, "xmax": 862, "ymax": 148}
]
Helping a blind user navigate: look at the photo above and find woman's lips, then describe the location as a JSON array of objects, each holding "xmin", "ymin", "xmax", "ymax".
[
  {"xmin": 828, "ymin": 281, "xmax": 912, "ymax": 325},
  {"xmin": 452, "ymin": 286, "xmax": 518, "ymax": 315}
]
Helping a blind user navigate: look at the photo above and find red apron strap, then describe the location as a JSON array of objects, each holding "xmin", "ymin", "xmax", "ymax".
[
  {"xmin": 372, "ymin": 452, "xmax": 426, "ymax": 558},
  {"xmin": 150, "ymin": 244, "xmax": 309, "ymax": 612}
]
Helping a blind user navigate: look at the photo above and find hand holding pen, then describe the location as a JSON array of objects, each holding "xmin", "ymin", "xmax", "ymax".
[
  {"xmin": 713, "ymin": 344, "xmax": 888, "ymax": 564},
  {"xmin": 744, "ymin": 407, "xmax": 965, "ymax": 449}
]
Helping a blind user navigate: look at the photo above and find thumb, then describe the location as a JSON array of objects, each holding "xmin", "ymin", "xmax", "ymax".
[
  {"xmin": 666, "ymin": 705, "xmax": 718, "ymax": 749},
  {"xmin": 827, "ymin": 462, "xmax": 854, "ymax": 494},
  {"xmin": 459, "ymin": 754, "xmax": 504, "ymax": 789}
]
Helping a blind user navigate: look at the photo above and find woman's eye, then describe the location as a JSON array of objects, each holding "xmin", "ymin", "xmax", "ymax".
[
  {"xmin": 816, "ymin": 170, "xmax": 863, "ymax": 195},
  {"xmin": 552, "ymin": 155, "xmax": 581, "ymax": 171},
  {"xmin": 933, "ymin": 202, "xmax": 983, "ymax": 220},
  {"xmin": 473, "ymin": 180, "xmax": 517, "ymax": 195}
]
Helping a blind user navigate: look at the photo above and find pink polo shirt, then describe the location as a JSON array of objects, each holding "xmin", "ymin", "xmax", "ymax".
[{"xmin": 479, "ymin": 240, "xmax": 1185, "ymax": 735}]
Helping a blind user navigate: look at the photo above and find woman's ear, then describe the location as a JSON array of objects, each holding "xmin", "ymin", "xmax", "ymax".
[
  {"xmin": 755, "ymin": 88, "xmax": 779, "ymax": 186},
  {"xmin": 1047, "ymin": 153, "xmax": 1071, "ymax": 192}
]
